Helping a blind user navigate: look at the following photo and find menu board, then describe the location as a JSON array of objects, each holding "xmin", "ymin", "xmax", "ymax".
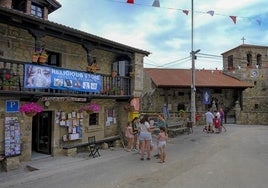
[{"xmin": 4, "ymin": 117, "xmax": 21, "ymax": 157}]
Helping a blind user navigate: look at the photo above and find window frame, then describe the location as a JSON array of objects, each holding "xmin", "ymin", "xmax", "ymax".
[{"xmin": 30, "ymin": 3, "xmax": 43, "ymax": 18}]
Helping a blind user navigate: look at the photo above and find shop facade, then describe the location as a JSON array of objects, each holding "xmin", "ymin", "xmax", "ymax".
[{"xmin": 0, "ymin": 1, "xmax": 149, "ymax": 171}]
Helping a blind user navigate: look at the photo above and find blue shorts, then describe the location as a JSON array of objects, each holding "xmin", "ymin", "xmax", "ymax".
[{"xmin": 139, "ymin": 132, "xmax": 152, "ymax": 141}]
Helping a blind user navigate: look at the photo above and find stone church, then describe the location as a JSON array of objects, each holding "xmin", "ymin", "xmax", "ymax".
[{"xmin": 142, "ymin": 44, "xmax": 267, "ymax": 125}]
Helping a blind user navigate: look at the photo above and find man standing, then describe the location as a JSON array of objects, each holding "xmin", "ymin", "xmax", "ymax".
[{"xmin": 205, "ymin": 109, "xmax": 214, "ymax": 133}]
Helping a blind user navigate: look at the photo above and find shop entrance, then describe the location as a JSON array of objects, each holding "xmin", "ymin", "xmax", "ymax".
[{"xmin": 32, "ymin": 111, "xmax": 52, "ymax": 155}]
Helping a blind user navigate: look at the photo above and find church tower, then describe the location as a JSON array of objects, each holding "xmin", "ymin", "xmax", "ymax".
[{"xmin": 222, "ymin": 44, "xmax": 268, "ymax": 124}]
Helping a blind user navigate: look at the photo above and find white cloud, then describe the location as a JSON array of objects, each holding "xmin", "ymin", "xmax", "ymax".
[{"xmin": 50, "ymin": 0, "xmax": 268, "ymax": 70}]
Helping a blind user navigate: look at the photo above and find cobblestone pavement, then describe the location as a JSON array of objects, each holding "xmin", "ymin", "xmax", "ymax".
[{"xmin": 1, "ymin": 124, "xmax": 268, "ymax": 188}]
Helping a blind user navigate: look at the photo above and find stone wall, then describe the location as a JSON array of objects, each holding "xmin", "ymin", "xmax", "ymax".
[
  {"xmin": 0, "ymin": 21, "xmax": 143, "ymax": 170},
  {"xmin": 222, "ymin": 45, "xmax": 268, "ymax": 125}
]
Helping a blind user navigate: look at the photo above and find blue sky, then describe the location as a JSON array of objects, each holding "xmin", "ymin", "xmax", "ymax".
[{"xmin": 49, "ymin": 0, "xmax": 268, "ymax": 70}]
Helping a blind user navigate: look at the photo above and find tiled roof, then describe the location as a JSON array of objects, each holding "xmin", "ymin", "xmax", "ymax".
[{"xmin": 144, "ymin": 68, "xmax": 252, "ymax": 88}]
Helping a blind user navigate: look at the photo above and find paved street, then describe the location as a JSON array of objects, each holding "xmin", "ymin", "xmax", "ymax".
[{"xmin": 1, "ymin": 124, "xmax": 268, "ymax": 188}]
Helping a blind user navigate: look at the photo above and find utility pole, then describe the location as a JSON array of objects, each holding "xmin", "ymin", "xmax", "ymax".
[{"xmin": 190, "ymin": 0, "xmax": 200, "ymax": 125}]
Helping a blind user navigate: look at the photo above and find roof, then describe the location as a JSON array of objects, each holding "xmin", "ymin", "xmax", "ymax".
[
  {"xmin": 222, "ymin": 44, "xmax": 268, "ymax": 55},
  {"xmin": 0, "ymin": 6, "xmax": 150, "ymax": 56},
  {"xmin": 144, "ymin": 68, "xmax": 252, "ymax": 88}
]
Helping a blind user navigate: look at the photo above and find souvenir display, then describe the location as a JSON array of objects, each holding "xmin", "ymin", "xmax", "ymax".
[
  {"xmin": 4, "ymin": 117, "xmax": 21, "ymax": 157},
  {"xmin": 57, "ymin": 110, "xmax": 83, "ymax": 141}
]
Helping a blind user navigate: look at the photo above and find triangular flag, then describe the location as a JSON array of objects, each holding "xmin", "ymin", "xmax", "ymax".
[
  {"xmin": 207, "ymin": 10, "xmax": 214, "ymax": 16},
  {"xmin": 182, "ymin": 10, "xmax": 189, "ymax": 15},
  {"xmin": 127, "ymin": 0, "xmax": 134, "ymax": 4},
  {"xmin": 256, "ymin": 19, "xmax": 261, "ymax": 26},
  {"xmin": 152, "ymin": 0, "xmax": 160, "ymax": 7},
  {"xmin": 230, "ymin": 16, "xmax": 237, "ymax": 24}
]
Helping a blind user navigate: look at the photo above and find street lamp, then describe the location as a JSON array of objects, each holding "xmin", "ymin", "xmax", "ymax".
[{"xmin": 190, "ymin": 0, "xmax": 200, "ymax": 125}]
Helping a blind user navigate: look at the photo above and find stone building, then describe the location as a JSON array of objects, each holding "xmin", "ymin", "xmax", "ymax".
[
  {"xmin": 222, "ymin": 44, "xmax": 268, "ymax": 125},
  {"xmin": 142, "ymin": 44, "xmax": 267, "ymax": 125},
  {"xmin": 0, "ymin": 0, "xmax": 149, "ymax": 171}
]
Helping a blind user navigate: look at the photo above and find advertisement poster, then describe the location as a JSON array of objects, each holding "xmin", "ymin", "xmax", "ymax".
[{"xmin": 24, "ymin": 64, "xmax": 102, "ymax": 93}]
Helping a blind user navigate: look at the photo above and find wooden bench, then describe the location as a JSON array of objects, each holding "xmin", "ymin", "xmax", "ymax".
[
  {"xmin": 167, "ymin": 120, "xmax": 187, "ymax": 137},
  {"xmin": 63, "ymin": 135, "xmax": 121, "ymax": 156}
]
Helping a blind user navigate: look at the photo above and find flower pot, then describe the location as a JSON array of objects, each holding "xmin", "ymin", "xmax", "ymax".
[
  {"xmin": 25, "ymin": 112, "xmax": 37, "ymax": 117},
  {"xmin": 39, "ymin": 55, "xmax": 47, "ymax": 63},
  {"xmin": 85, "ymin": 110, "xmax": 94, "ymax": 114},
  {"xmin": 32, "ymin": 55, "xmax": 39, "ymax": 62},
  {"xmin": 111, "ymin": 71, "xmax": 117, "ymax": 78}
]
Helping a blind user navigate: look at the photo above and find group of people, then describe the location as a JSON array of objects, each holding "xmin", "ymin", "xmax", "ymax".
[
  {"xmin": 124, "ymin": 113, "xmax": 168, "ymax": 163},
  {"xmin": 205, "ymin": 108, "xmax": 226, "ymax": 134}
]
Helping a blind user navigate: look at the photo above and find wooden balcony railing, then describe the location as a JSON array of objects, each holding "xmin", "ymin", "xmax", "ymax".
[{"xmin": 0, "ymin": 58, "xmax": 132, "ymax": 99}]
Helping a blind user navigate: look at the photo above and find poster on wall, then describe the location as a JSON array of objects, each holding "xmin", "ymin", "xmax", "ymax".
[
  {"xmin": 4, "ymin": 117, "xmax": 21, "ymax": 157},
  {"xmin": 23, "ymin": 64, "xmax": 102, "ymax": 93},
  {"xmin": 202, "ymin": 89, "xmax": 211, "ymax": 105}
]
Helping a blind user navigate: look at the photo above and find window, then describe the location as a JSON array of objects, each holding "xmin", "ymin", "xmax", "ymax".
[
  {"xmin": 89, "ymin": 113, "xmax": 99, "ymax": 126},
  {"xmin": 246, "ymin": 52, "xmax": 252, "ymax": 67},
  {"xmin": 256, "ymin": 54, "xmax": 262, "ymax": 68},
  {"xmin": 112, "ymin": 60, "xmax": 130, "ymax": 76},
  {"xmin": 47, "ymin": 52, "xmax": 60, "ymax": 67},
  {"xmin": 31, "ymin": 4, "xmax": 43, "ymax": 18},
  {"xmin": 12, "ymin": 0, "xmax": 26, "ymax": 12},
  {"xmin": 227, "ymin": 55, "xmax": 233, "ymax": 70}
]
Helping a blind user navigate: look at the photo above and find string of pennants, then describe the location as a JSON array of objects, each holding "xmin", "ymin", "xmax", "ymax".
[{"xmin": 125, "ymin": 0, "xmax": 262, "ymax": 25}]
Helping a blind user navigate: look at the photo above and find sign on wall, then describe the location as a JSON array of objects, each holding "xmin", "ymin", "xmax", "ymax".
[
  {"xmin": 23, "ymin": 64, "xmax": 102, "ymax": 93},
  {"xmin": 6, "ymin": 100, "xmax": 19, "ymax": 113},
  {"xmin": 202, "ymin": 89, "xmax": 211, "ymax": 104}
]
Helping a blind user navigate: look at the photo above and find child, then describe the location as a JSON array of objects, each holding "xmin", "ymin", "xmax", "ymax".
[
  {"xmin": 125, "ymin": 121, "xmax": 134, "ymax": 151},
  {"xmin": 157, "ymin": 127, "xmax": 168, "ymax": 163},
  {"xmin": 214, "ymin": 112, "xmax": 220, "ymax": 133}
]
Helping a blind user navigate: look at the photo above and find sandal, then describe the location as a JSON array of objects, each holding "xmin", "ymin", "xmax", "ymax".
[
  {"xmin": 147, "ymin": 158, "xmax": 151, "ymax": 160},
  {"xmin": 140, "ymin": 158, "xmax": 144, "ymax": 160}
]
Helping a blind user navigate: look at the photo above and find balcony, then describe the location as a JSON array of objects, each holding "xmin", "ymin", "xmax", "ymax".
[{"xmin": 0, "ymin": 58, "xmax": 132, "ymax": 101}]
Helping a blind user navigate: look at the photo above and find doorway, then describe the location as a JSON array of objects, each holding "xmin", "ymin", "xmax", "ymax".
[{"xmin": 32, "ymin": 111, "xmax": 52, "ymax": 155}]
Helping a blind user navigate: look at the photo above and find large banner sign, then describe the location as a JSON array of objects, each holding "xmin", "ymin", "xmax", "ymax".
[
  {"xmin": 24, "ymin": 64, "xmax": 102, "ymax": 93},
  {"xmin": 202, "ymin": 88, "xmax": 211, "ymax": 104}
]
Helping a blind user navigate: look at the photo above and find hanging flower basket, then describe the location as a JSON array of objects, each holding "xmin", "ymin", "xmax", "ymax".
[
  {"xmin": 79, "ymin": 103, "xmax": 100, "ymax": 114},
  {"xmin": 19, "ymin": 102, "xmax": 43, "ymax": 117},
  {"xmin": 87, "ymin": 63, "xmax": 98, "ymax": 74},
  {"xmin": 25, "ymin": 112, "xmax": 37, "ymax": 117}
]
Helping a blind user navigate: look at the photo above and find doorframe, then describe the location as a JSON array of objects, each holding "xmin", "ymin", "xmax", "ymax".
[{"xmin": 32, "ymin": 111, "xmax": 53, "ymax": 155}]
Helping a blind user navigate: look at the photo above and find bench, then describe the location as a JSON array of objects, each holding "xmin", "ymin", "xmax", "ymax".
[
  {"xmin": 167, "ymin": 120, "xmax": 187, "ymax": 137},
  {"xmin": 63, "ymin": 135, "xmax": 121, "ymax": 156}
]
